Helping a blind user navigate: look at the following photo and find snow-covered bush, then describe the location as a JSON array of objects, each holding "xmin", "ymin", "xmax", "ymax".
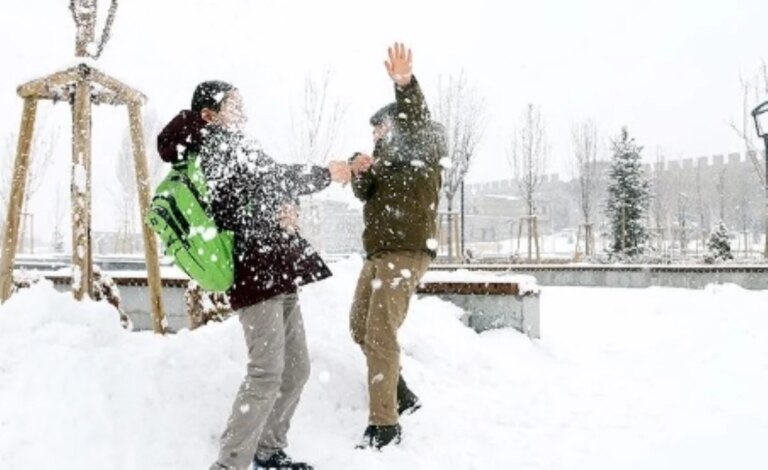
[{"xmin": 185, "ymin": 281, "xmax": 232, "ymax": 330}]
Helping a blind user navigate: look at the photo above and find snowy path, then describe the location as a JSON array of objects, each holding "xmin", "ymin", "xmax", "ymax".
[{"xmin": 1, "ymin": 257, "xmax": 767, "ymax": 469}]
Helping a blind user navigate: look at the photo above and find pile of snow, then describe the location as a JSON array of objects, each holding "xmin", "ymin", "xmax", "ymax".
[{"xmin": 1, "ymin": 258, "xmax": 767, "ymax": 469}]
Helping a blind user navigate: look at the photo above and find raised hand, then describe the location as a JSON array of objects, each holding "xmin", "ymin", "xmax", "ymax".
[{"xmin": 384, "ymin": 42, "xmax": 413, "ymax": 87}]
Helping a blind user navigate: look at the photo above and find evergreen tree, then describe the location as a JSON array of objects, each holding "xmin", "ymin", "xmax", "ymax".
[
  {"xmin": 706, "ymin": 220, "xmax": 734, "ymax": 263},
  {"xmin": 604, "ymin": 127, "xmax": 651, "ymax": 259}
]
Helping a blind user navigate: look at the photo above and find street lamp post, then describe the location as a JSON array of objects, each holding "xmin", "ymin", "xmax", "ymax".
[{"xmin": 751, "ymin": 101, "xmax": 768, "ymax": 258}]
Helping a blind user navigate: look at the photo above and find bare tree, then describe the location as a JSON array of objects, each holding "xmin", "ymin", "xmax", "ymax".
[
  {"xmin": 433, "ymin": 72, "xmax": 486, "ymax": 261},
  {"xmin": 571, "ymin": 119, "xmax": 599, "ymax": 256},
  {"xmin": 108, "ymin": 109, "xmax": 161, "ymax": 254},
  {"xmin": 508, "ymin": 104, "xmax": 548, "ymax": 262},
  {"xmin": 2, "ymin": 118, "xmax": 58, "ymax": 253},
  {"xmin": 650, "ymin": 151, "xmax": 670, "ymax": 254},
  {"xmin": 693, "ymin": 162, "xmax": 710, "ymax": 254},
  {"xmin": 290, "ymin": 69, "xmax": 346, "ymax": 166},
  {"xmin": 70, "ymin": 0, "xmax": 119, "ymax": 59},
  {"xmin": 731, "ymin": 65, "xmax": 768, "ymax": 257},
  {"xmin": 674, "ymin": 190, "xmax": 692, "ymax": 259},
  {"xmin": 51, "ymin": 184, "xmax": 67, "ymax": 253},
  {"xmin": 715, "ymin": 167, "xmax": 727, "ymax": 224},
  {"xmin": 289, "ymin": 70, "xmax": 346, "ymax": 251}
]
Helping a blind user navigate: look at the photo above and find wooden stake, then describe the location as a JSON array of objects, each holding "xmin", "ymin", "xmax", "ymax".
[
  {"xmin": 71, "ymin": 80, "xmax": 93, "ymax": 300},
  {"xmin": 0, "ymin": 98, "xmax": 38, "ymax": 301},
  {"xmin": 128, "ymin": 103, "xmax": 166, "ymax": 334}
]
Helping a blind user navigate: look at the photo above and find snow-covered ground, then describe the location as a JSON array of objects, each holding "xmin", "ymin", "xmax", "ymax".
[{"xmin": 1, "ymin": 257, "xmax": 767, "ymax": 470}]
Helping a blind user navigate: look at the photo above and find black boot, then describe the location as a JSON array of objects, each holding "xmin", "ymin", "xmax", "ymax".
[
  {"xmin": 253, "ymin": 450, "xmax": 313, "ymax": 470},
  {"xmin": 397, "ymin": 374, "xmax": 422, "ymax": 416},
  {"xmin": 355, "ymin": 424, "xmax": 402, "ymax": 450}
]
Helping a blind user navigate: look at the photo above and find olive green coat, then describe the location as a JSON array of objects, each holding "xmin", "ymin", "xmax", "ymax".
[{"xmin": 352, "ymin": 77, "xmax": 447, "ymax": 258}]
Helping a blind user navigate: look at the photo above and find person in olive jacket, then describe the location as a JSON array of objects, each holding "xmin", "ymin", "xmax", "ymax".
[
  {"xmin": 158, "ymin": 81, "xmax": 350, "ymax": 470},
  {"xmin": 348, "ymin": 43, "xmax": 447, "ymax": 450}
]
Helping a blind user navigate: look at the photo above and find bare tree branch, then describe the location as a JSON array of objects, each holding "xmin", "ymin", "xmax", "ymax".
[
  {"xmin": 571, "ymin": 119, "xmax": 599, "ymax": 226},
  {"xmin": 2, "ymin": 120, "xmax": 58, "ymax": 210},
  {"xmin": 70, "ymin": 0, "xmax": 118, "ymax": 59},
  {"xmin": 290, "ymin": 69, "xmax": 347, "ymax": 165},
  {"xmin": 508, "ymin": 104, "xmax": 548, "ymax": 261},
  {"xmin": 731, "ymin": 75, "xmax": 766, "ymax": 187},
  {"xmin": 433, "ymin": 72, "xmax": 487, "ymax": 204},
  {"xmin": 109, "ymin": 109, "xmax": 161, "ymax": 253},
  {"xmin": 509, "ymin": 104, "xmax": 548, "ymax": 217},
  {"xmin": 95, "ymin": 0, "xmax": 119, "ymax": 59}
]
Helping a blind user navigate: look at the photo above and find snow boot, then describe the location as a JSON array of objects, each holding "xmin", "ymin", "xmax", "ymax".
[
  {"xmin": 397, "ymin": 374, "xmax": 421, "ymax": 416},
  {"xmin": 253, "ymin": 450, "xmax": 313, "ymax": 470},
  {"xmin": 355, "ymin": 424, "xmax": 402, "ymax": 450}
]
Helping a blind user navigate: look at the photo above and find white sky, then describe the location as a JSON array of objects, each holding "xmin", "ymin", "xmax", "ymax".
[{"xmin": 1, "ymin": 0, "xmax": 768, "ymax": 236}]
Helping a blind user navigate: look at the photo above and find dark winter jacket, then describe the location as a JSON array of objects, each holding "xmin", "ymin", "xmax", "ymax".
[
  {"xmin": 157, "ymin": 112, "xmax": 332, "ymax": 310},
  {"xmin": 352, "ymin": 76, "xmax": 446, "ymax": 258}
]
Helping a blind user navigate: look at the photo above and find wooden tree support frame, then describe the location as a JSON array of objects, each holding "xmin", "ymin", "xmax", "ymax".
[{"xmin": 0, "ymin": 63, "xmax": 166, "ymax": 334}]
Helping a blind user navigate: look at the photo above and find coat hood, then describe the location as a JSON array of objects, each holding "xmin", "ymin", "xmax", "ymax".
[{"xmin": 157, "ymin": 110, "xmax": 208, "ymax": 163}]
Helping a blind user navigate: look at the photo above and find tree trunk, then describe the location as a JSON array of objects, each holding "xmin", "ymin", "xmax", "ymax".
[
  {"xmin": 621, "ymin": 206, "xmax": 627, "ymax": 254},
  {"xmin": 574, "ymin": 225, "xmax": 582, "ymax": 260},
  {"xmin": 446, "ymin": 197, "xmax": 454, "ymax": 262},
  {"xmin": 74, "ymin": 0, "xmax": 97, "ymax": 58},
  {"xmin": 527, "ymin": 217, "xmax": 532, "ymax": 261}
]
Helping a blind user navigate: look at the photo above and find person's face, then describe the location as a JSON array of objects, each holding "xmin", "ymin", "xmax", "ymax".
[
  {"xmin": 201, "ymin": 90, "xmax": 247, "ymax": 129},
  {"xmin": 372, "ymin": 118, "xmax": 393, "ymax": 143}
]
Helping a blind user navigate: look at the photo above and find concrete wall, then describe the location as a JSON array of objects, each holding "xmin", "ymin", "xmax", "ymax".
[
  {"xmin": 432, "ymin": 265, "xmax": 768, "ymax": 290},
  {"xmin": 423, "ymin": 293, "xmax": 540, "ymax": 339}
]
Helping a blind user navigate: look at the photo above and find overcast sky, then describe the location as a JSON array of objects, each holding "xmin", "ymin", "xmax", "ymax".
[{"xmin": 1, "ymin": 0, "xmax": 768, "ymax": 237}]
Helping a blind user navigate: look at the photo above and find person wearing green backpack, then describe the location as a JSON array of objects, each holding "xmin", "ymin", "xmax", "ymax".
[{"xmin": 157, "ymin": 81, "xmax": 350, "ymax": 470}]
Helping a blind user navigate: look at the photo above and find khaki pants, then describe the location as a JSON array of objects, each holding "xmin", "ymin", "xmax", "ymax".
[
  {"xmin": 349, "ymin": 251, "xmax": 431, "ymax": 426},
  {"xmin": 212, "ymin": 293, "xmax": 310, "ymax": 470}
]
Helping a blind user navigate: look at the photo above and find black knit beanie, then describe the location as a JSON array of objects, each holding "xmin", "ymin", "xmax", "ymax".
[
  {"xmin": 370, "ymin": 102, "xmax": 397, "ymax": 126},
  {"xmin": 191, "ymin": 80, "xmax": 236, "ymax": 112}
]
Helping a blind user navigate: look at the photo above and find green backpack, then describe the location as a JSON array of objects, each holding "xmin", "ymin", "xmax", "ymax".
[{"xmin": 146, "ymin": 154, "xmax": 235, "ymax": 292}]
